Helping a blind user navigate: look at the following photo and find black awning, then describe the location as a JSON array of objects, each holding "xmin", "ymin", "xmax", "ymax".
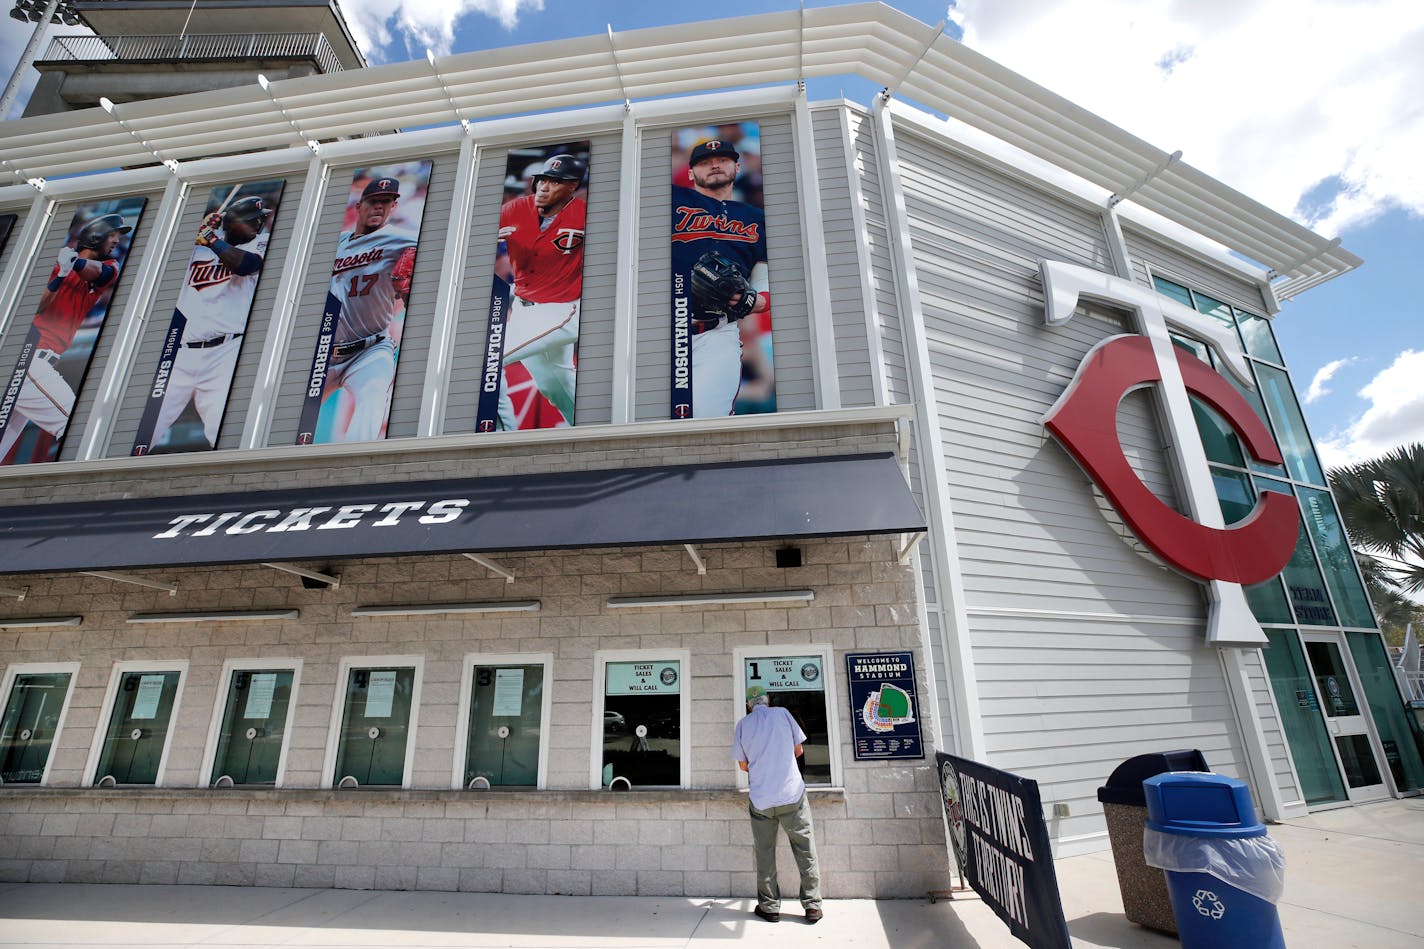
[{"xmin": 0, "ymin": 453, "xmax": 925, "ymax": 575}]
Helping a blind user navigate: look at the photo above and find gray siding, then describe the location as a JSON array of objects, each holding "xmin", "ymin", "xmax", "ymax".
[
  {"xmin": 444, "ymin": 133, "xmax": 621, "ymax": 434},
  {"xmin": 893, "ymin": 122, "xmax": 1252, "ymax": 820},
  {"xmin": 971, "ymin": 611, "xmax": 1249, "ymax": 828},
  {"xmin": 267, "ymin": 152, "xmax": 460, "ymax": 446},
  {"xmin": 106, "ymin": 173, "xmax": 309, "ymax": 456},
  {"xmin": 1124, "ymin": 225, "xmax": 1269, "ymax": 315},
  {"xmin": 810, "ymin": 106, "xmax": 875, "ymax": 408},
  {"xmin": 850, "ymin": 109, "xmax": 909, "ymax": 408},
  {"xmin": 0, "ymin": 192, "xmax": 164, "ymax": 463}
]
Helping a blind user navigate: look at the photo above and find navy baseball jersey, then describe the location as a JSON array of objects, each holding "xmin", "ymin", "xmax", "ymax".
[{"xmin": 670, "ymin": 185, "xmax": 767, "ymax": 321}]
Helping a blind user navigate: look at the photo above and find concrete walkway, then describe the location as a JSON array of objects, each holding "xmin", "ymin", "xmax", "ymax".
[{"xmin": 1, "ymin": 798, "xmax": 1419, "ymax": 947}]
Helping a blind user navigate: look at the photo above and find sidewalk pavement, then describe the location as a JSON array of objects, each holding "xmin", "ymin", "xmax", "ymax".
[{"xmin": 1, "ymin": 797, "xmax": 1420, "ymax": 948}]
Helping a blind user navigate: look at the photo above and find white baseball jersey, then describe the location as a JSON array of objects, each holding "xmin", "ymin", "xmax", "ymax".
[
  {"xmin": 329, "ymin": 227, "xmax": 417, "ymax": 341},
  {"xmin": 175, "ymin": 229, "xmax": 271, "ymax": 338}
]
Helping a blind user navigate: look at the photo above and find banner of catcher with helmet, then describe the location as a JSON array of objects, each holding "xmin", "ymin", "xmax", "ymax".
[
  {"xmin": 132, "ymin": 179, "xmax": 286, "ymax": 455},
  {"xmin": 670, "ymin": 121, "xmax": 776, "ymax": 419},
  {"xmin": 477, "ymin": 141, "xmax": 591, "ymax": 432},
  {"xmin": 0, "ymin": 197, "xmax": 148, "ymax": 466}
]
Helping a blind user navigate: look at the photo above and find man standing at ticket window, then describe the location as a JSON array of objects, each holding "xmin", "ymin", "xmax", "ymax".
[{"xmin": 733, "ymin": 685, "xmax": 823, "ymax": 925}]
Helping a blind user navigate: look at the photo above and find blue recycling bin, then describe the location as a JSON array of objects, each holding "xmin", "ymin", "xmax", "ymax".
[{"xmin": 1142, "ymin": 772, "xmax": 1287, "ymax": 948}]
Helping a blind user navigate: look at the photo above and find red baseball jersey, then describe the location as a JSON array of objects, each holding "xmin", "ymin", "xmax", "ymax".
[
  {"xmin": 35, "ymin": 260, "xmax": 117, "ymax": 353},
  {"xmin": 499, "ymin": 195, "xmax": 587, "ymax": 303}
]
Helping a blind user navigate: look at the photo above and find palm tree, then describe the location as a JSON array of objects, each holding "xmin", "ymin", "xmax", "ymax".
[{"xmin": 1329, "ymin": 442, "xmax": 1424, "ymax": 643}]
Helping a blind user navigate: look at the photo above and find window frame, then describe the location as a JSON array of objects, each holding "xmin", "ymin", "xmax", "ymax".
[
  {"xmin": 452, "ymin": 651, "xmax": 554, "ymax": 790},
  {"xmin": 590, "ymin": 648, "xmax": 692, "ymax": 790},
  {"xmin": 0, "ymin": 661, "xmax": 81, "ymax": 786},
  {"xmin": 85, "ymin": 660, "xmax": 189, "ymax": 787},
  {"xmin": 321, "ymin": 654, "xmax": 424, "ymax": 789},
  {"xmin": 199, "ymin": 657, "xmax": 304, "ymax": 788},
  {"xmin": 732, "ymin": 644, "xmax": 843, "ymax": 790}
]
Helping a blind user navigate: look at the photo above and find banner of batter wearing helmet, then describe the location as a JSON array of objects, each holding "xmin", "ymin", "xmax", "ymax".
[
  {"xmin": 296, "ymin": 159, "xmax": 434, "ymax": 445},
  {"xmin": 475, "ymin": 140, "xmax": 590, "ymax": 432},
  {"xmin": 669, "ymin": 121, "xmax": 775, "ymax": 419},
  {"xmin": 131, "ymin": 179, "xmax": 286, "ymax": 455},
  {"xmin": 0, "ymin": 196, "xmax": 148, "ymax": 466}
]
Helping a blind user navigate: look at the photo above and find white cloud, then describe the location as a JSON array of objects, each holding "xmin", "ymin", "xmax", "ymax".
[
  {"xmin": 952, "ymin": 0, "xmax": 1424, "ymax": 236},
  {"xmin": 1303, "ymin": 357, "xmax": 1355, "ymax": 404},
  {"xmin": 1317, "ymin": 350, "xmax": 1424, "ymax": 468},
  {"xmin": 339, "ymin": 0, "xmax": 542, "ymax": 62}
]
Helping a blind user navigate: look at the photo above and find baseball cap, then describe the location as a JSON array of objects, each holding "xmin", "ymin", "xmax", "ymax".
[
  {"xmin": 746, "ymin": 685, "xmax": 768, "ymax": 703},
  {"xmin": 689, "ymin": 139, "xmax": 740, "ymax": 166},
  {"xmin": 361, "ymin": 176, "xmax": 401, "ymax": 199}
]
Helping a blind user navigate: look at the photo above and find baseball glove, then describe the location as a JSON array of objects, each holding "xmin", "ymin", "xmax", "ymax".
[
  {"xmin": 195, "ymin": 211, "xmax": 223, "ymax": 247},
  {"xmin": 690, "ymin": 251, "xmax": 757, "ymax": 320},
  {"xmin": 391, "ymin": 246, "xmax": 417, "ymax": 297}
]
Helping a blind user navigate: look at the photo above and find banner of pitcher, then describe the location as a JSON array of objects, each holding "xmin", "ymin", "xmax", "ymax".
[{"xmin": 0, "ymin": 120, "xmax": 782, "ymax": 466}]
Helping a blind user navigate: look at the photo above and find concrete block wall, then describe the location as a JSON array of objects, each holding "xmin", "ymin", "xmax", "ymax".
[{"xmin": 0, "ymin": 530, "xmax": 950, "ymax": 897}]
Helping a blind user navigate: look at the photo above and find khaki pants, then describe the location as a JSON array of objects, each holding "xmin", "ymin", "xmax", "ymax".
[{"xmin": 749, "ymin": 793, "xmax": 821, "ymax": 913}]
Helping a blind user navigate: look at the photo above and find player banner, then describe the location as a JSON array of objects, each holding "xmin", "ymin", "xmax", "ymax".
[
  {"xmin": 296, "ymin": 159, "xmax": 434, "ymax": 445},
  {"xmin": 669, "ymin": 121, "xmax": 775, "ymax": 419},
  {"xmin": 131, "ymin": 179, "xmax": 286, "ymax": 455},
  {"xmin": 936, "ymin": 753, "xmax": 1072, "ymax": 949},
  {"xmin": 0, "ymin": 196, "xmax": 147, "ymax": 466},
  {"xmin": 476, "ymin": 140, "xmax": 590, "ymax": 432}
]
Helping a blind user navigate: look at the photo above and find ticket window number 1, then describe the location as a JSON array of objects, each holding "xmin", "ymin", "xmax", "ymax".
[{"xmin": 743, "ymin": 655, "xmax": 831, "ymax": 785}]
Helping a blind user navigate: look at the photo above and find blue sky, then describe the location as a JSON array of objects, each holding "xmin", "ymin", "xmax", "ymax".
[{"xmin": 2, "ymin": 0, "xmax": 1419, "ymax": 468}]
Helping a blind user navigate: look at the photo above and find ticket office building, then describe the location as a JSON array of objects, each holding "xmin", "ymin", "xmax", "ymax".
[{"xmin": 0, "ymin": 8, "xmax": 1418, "ymax": 896}]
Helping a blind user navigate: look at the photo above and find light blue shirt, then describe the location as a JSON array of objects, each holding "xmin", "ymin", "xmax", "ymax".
[{"xmin": 733, "ymin": 704, "xmax": 807, "ymax": 810}]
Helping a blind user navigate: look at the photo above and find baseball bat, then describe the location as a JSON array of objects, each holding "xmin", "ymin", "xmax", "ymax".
[
  {"xmin": 214, "ymin": 182, "xmax": 243, "ymax": 215},
  {"xmin": 195, "ymin": 183, "xmax": 243, "ymax": 244}
]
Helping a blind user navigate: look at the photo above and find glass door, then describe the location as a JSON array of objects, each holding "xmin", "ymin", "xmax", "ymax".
[{"xmin": 1300, "ymin": 632, "xmax": 1389, "ymax": 801}]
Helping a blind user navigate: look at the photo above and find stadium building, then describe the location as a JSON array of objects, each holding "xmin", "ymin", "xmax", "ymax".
[{"xmin": 0, "ymin": 3, "xmax": 1417, "ymax": 898}]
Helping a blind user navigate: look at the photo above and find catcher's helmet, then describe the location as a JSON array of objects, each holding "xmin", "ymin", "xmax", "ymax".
[
  {"xmin": 75, "ymin": 213, "xmax": 132, "ymax": 251},
  {"xmin": 223, "ymin": 196, "xmax": 270, "ymax": 229},
  {"xmin": 533, "ymin": 154, "xmax": 586, "ymax": 184}
]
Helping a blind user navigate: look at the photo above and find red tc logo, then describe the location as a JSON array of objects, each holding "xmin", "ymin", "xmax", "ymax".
[{"xmin": 1040, "ymin": 262, "xmax": 1297, "ymax": 591}]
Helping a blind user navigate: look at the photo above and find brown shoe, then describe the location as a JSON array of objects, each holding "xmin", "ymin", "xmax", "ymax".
[
  {"xmin": 805, "ymin": 906, "xmax": 823, "ymax": 924},
  {"xmin": 754, "ymin": 905, "xmax": 780, "ymax": 923}
]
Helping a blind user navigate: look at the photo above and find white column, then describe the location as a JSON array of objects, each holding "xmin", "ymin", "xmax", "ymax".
[
  {"xmin": 418, "ymin": 133, "xmax": 479, "ymax": 437},
  {"xmin": 241, "ymin": 154, "xmax": 329, "ymax": 449},
  {"xmin": 792, "ymin": 88, "xmax": 840, "ymax": 410},
  {"xmin": 609, "ymin": 110, "xmax": 641, "ymax": 424},
  {"xmin": 872, "ymin": 97, "xmax": 986, "ymax": 760}
]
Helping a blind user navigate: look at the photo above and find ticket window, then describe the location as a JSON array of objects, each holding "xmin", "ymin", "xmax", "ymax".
[
  {"xmin": 597, "ymin": 654, "xmax": 688, "ymax": 789},
  {"xmin": 0, "ymin": 669, "xmax": 76, "ymax": 784},
  {"xmin": 210, "ymin": 668, "xmax": 295, "ymax": 786},
  {"xmin": 740, "ymin": 650, "xmax": 837, "ymax": 787},
  {"xmin": 94, "ymin": 670, "xmax": 182, "ymax": 785},
  {"xmin": 464, "ymin": 661, "xmax": 547, "ymax": 788},
  {"xmin": 332, "ymin": 666, "xmax": 416, "ymax": 787}
]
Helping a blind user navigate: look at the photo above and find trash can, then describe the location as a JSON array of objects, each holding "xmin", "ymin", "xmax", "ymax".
[
  {"xmin": 1143, "ymin": 772, "xmax": 1287, "ymax": 948},
  {"xmin": 1096, "ymin": 749, "xmax": 1208, "ymax": 935}
]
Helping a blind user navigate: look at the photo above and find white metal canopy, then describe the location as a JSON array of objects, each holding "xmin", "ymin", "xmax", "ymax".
[{"xmin": 0, "ymin": 2, "xmax": 1357, "ymax": 297}]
